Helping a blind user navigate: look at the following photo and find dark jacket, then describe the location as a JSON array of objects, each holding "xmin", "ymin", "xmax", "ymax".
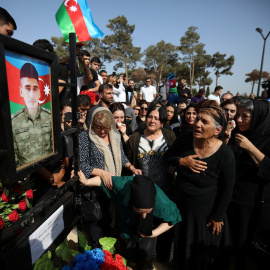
[{"xmin": 126, "ymin": 128, "xmax": 176, "ymax": 169}]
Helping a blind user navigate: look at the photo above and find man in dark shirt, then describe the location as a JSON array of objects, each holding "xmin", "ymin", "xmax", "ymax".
[
  {"xmin": 177, "ymin": 78, "xmax": 192, "ymax": 104},
  {"xmin": 79, "ymin": 50, "xmax": 100, "ymax": 94},
  {"xmin": 86, "ymin": 84, "xmax": 114, "ymax": 128},
  {"xmin": 0, "ymin": 7, "xmax": 17, "ymax": 37},
  {"xmin": 190, "ymin": 88, "xmax": 205, "ymax": 104}
]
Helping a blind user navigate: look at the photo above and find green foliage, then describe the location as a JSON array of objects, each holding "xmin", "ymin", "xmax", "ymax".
[
  {"xmin": 210, "ymin": 52, "xmax": 235, "ymax": 86},
  {"xmin": 99, "ymin": 237, "xmax": 117, "ymax": 254},
  {"xmin": 84, "ymin": 38, "xmax": 108, "ymax": 68},
  {"xmin": 144, "ymin": 40, "xmax": 178, "ymax": 87},
  {"xmin": 77, "ymin": 229, "xmax": 88, "ymax": 249},
  {"xmin": 206, "ymin": 86, "xmax": 210, "ymax": 97},
  {"xmin": 55, "ymin": 240, "xmax": 70, "ymax": 262},
  {"xmin": 102, "ymin": 15, "xmax": 142, "ymax": 79},
  {"xmin": 51, "ymin": 36, "xmax": 69, "ymax": 59},
  {"xmin": 180, "ymin": 26, "xmax": 205, "ymax": 88},
  {"xmin": 192, "ymin": 88, "xmax": 198, "ymax": 96},
  {"xmin": 33, "ymin": 251, "xmax": 56, "ymax": 270}
]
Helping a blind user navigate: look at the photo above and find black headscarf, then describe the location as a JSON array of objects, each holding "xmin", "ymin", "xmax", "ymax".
[
  {"xmin": 130, "ymin": 175, "xmax": 156, "ymax": 236},
  {"xmin": 232, "ymin": 99, "xmax": 270, "ymax": 150},
  {"xmin": 199, "ymin": 105, "xmax": 228, "ymax": 137}
]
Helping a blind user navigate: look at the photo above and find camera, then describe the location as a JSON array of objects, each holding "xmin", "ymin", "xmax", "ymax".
[{"xmin": 262, "ymin": 79, "xmax": 270, "ymax": 99}]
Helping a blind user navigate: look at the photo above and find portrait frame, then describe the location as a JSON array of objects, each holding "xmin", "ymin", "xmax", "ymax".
[{"xmin": 0, "ymin": 34, "xmax": 62, "ymax": 184}]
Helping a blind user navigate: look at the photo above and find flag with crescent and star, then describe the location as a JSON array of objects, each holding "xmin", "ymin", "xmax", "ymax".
[
  {"xmin": 55, "ymin": 0, "xmax": 104, "ymax": 42},
  {"xmin": 5, "ymin": 50, "xmax": 51, "ymax": 115}
]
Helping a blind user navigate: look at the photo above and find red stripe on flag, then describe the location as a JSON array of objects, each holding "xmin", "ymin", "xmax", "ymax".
[{"xmin": 65, "ymin": 3, "xmax": 91, "ymax": 41}]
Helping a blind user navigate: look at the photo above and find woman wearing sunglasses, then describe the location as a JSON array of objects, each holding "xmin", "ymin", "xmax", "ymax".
[{"xmin": 136, "ymin": 100, "xmax": 148, "ymax": 125}]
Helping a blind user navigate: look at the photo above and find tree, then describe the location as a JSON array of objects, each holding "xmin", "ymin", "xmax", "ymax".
[
  {"xmin": 84, "ymin": 38, "xmax": 109, "ymax": 68},
  {"xmin": 206, "ymin": 86, "xmax": 210, "ymax": 97},
  {"xmin": 51, "ymin": 36, "xmax": 69, "ymax": 58},
  {"xmin": 102, "ymin": 15, "xmax": 142, "ymax": 80},
  {"xmin": 194, "ymin": 46, "xmax": 213, "ymax": 89},
  {"xmin": 245, "ymin": 69, "xmax": 270, "ymax": 94},
  {"xmin": 143, "ymin": 40, "xmax": 178, "ymax": 89},
  {"xmin": 130, "ymin": 67, "xmax": 147, "ymax": 86},
  {"xmin": 180, "ymin": 26, "xmax": 204, "ymax": 89},
  {"xmin": 210, "ymin": 52, "xmax": 235, "ymax": 86},
  {"xmin": 245, "ymin": 69, "xmax": 260, "ymax": 94}
]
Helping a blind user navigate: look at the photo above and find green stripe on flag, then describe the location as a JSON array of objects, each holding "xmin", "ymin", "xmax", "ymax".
[
  {"xmin": 41, "ymin": 102, "xmax": 51, "ymax": 112},
  {"xmin": 55, "ymin": 3, "xmax": 78, "ymax": 42},
  {"xmin": 10, "ymin": 101, "xmax": 24, "ymax": 115},
  {"xmin": 9, "ymin": 101, "xmax": 51, "ymax": 115}
]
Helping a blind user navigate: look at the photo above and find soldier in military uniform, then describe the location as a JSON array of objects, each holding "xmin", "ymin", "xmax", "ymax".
[{"xmin": 11, "ymin": 62, "xmax": 52, "ymax": 167}]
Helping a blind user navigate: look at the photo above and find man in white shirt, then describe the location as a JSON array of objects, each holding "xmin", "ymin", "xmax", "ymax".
[
  {"xmin": 207, "ymin": 85, "xmax": 223, "ymax": 105},
  {"xmin": 140, "ymin": 78, "xmax": 157, "ymax": 102}
]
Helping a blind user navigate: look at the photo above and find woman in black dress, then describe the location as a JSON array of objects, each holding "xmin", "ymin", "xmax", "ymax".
[
  {"xmin": 164, "ymin": 105, "xmax": 235, "ymax": 270},
  {"xmin": 227, "ymin": 99, "xmax": 270, "ymax": 268}
]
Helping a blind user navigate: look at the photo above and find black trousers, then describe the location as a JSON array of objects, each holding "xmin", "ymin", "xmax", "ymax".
[{"xmin": 119, "ymin": 234, "xmax": 157, "ymax": 269}]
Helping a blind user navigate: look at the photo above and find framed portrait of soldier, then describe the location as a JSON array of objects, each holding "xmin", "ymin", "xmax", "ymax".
[{"xmin": 0, "ymin": 34, "xmax": 62, "ymax": 184}]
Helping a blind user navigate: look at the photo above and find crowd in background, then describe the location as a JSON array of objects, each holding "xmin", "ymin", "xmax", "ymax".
[{"xmin": 1, "ymin": 7, "xmax": 270, "ymax": 270}]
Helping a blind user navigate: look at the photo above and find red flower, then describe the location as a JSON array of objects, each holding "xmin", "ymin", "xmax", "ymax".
[
  {"xmin": 18, "ymin": 199, "xmax": 27, "ymax": 212},
  {"xmin": 0, "ymin": 217, "xmax": 4, "ymax": 230},
  {"xmin": 13, "ymin": 183, "xmax": 22, "ymax": 194},
  {"xmin": 8, "ymin": 210, "xmax": 19, "ymax": 222},
  {"xmin": 25, "ymin": 189, "xmax": 33, "ymax": 199},
  {"xmin": 1, "ymin": 191, "xmax": 11, "ymax": 202}
]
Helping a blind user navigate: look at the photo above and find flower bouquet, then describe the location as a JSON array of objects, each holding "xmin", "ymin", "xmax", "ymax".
[
  {"xmin": 33, "ymin": 230, "xmax": 128, "ymax": 270},
  {"xmin": 0, "ymin": 181, "xmax": 33, "ymax": 230}
]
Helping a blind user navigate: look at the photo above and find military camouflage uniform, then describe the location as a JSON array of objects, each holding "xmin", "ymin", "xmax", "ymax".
[{"xmin": 11, "ymin": 106, "xmax": 53, "ymax": 167}]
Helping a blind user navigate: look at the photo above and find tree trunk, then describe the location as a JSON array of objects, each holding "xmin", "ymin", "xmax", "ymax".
[
  {"xmin": 251, "ymin": 81, "xmax": 255, "ymax": 94},
  {"xmin": 189, "ymin": 58, "xmax": 192, "ymax": 89},
  {"xmin": 215, "ymin": 70, "xmax": 219, "ymax": 87},
  {"xmin": 125, "ymin": 60, "xmax": 128, "ymax": 82},
  {"xmin": 191, "ymin": 52, "xmax": 194, "ymax": 91}
]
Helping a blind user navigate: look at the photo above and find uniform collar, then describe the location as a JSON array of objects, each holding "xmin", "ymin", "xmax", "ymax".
[{"xmin": 24, "ymin": 106, "xmax": 41, "ymax": 121}]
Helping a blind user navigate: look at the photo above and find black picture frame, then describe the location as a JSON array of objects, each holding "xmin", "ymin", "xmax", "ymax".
[{"xmin": 0, "ymin": 34, "xmax": 62, "ymax": 184}]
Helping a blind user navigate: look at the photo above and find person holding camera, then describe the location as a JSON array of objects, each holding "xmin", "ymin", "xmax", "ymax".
[{"xmin": 177, "ymin": 78, "xmax": 192, "ymax": 104}]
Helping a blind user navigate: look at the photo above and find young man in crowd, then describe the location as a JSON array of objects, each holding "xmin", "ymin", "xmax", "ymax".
[
  {"xmin": 90, "ymin": 57, "xmax": 103, "ymax": 85},
  {"xmin": 0, "ymin": 7, "xmax": 17, "ymax": 37},
  {"xmin": 86, "ymin": 84, "xmax": 114, "ymax": 128},
  {"xmin": 208, "ymin": 85, "xmax": 223, "ymax": 104},
  {"xmin": 190, "ymin": 88, "xmax": 205, "ymax": 104},
  {"xmin": 99, "ymin": 70, "xmax": 108, "ymax": 84},
  {"xmin": 139, "ymin": 77, "xmax": 156, "ymax": 102},
  {"xmin": 79, "ymin": 50, "xmax": 100, "ymax": 94},
  {"xmin": 177, "ymin": 78, "xmax": 192, "ymax": 104},
  {"xmin": 220, "ymin": 92, "xmax": 233, "ymax": 103}
]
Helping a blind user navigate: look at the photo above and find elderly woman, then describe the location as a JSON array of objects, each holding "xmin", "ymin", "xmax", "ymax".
[
  {"xmin": 126, "ymin": 105, "xmax": 176, "ymax": 192},
  {"xmin": 164, "ymin": 105, "xmax": 235, "ymax": 270},
  {"xmin": 79, "ymin": 107, "xmax": 141, "ymax": 247},
  {"xmin": 227, "ymin": 99, "xmax": 270, "ymax": 268}
]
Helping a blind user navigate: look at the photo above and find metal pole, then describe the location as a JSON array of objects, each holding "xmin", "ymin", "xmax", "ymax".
[{"xmin": 256, "ymin": 30, "xmax": 270, "ymax": 97}]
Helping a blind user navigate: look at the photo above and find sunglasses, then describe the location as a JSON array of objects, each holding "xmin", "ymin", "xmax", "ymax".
[
  {"xmin": 140, "ymin": 107, "xmax": 148, "ymax": 111},
  {"xmin": 94, "ymin": 126, "xmax": 110, "ymax": 131}
]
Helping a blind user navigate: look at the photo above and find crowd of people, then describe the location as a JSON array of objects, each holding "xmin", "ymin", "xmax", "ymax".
[{"xmin": 1, "ymin": 7, "xmax": 270, "ymax": 270}]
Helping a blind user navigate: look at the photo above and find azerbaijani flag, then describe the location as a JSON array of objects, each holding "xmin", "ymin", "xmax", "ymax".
[
  {"xmin": 5, "ymin": 51, "xmax": 51, "ymax": 115},
  {"xmin": 55, "ymin": 0, "xmax": 104, "ymax": 42}
]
